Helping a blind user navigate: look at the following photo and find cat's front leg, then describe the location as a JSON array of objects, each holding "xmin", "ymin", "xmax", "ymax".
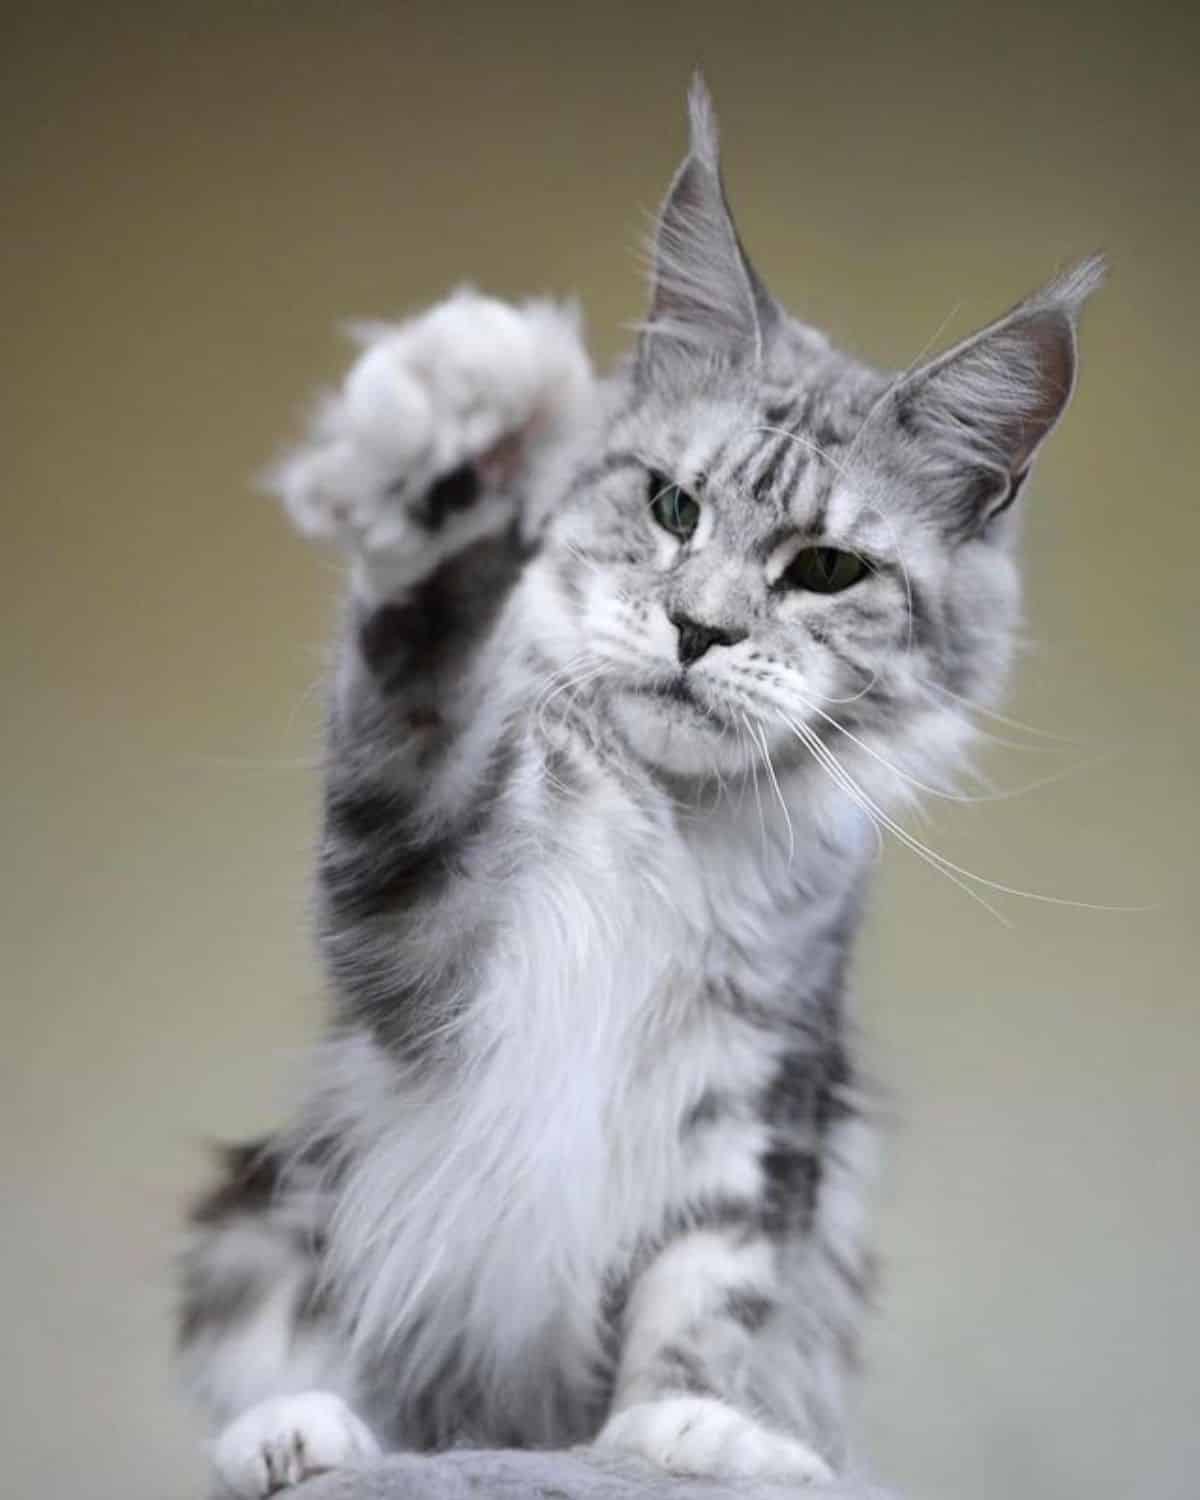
[
  {"xmin": 270, "ymin": 288, "xmax": 593, "ymax": 605},
  {"xmin": 596, "ymin": 1227, "xmax": 834, "ymax": 1485}
]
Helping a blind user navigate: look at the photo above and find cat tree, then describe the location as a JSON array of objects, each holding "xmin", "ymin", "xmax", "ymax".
[{"xmin": 287, "ymin": 1448, "xmax": 893, "ymax": 1499}]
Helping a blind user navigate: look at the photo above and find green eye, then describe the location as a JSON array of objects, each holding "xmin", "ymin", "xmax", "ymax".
[
  {"xmin": 648, "ymin": 473, "xmax": 700, "ymax": 539},
  {"xmin": 781, "ymin": 546, "xmax": 870, "ymax": 594}
]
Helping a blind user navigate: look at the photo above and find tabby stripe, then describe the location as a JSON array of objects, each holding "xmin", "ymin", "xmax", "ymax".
[
  {"xmin": 696, "ymin": 436, "xmax": 731, "ymax": 490},
  {"xmin": 320, "ymin": 732, "xmax": 521, "ymax": 921},
  {"xmin": 189, "ymin": 1140, "xmax": 283, "ymax": 1226},
  {"xmin": 656, "ymin": 1343, "xmax": 715, "ymax": 1396},
  {"xmin": 749, "ymin": 429, "xmax": 796, "ymax": 502},
  {"xmin": 776, "ymin": 406, "xmax": 819, "ymax": 502},
  {"xmin": 762, "ymin": 394, "xmax": 802, "ymax": 428},
  {"xmin": 599, "ymin": 1195, "xmax": 769, "ymax": 1341},
  {"xmin": 570, "ymin": 450, "xmax": 646, "ymax": 490},
  {"xmin": 723, "ymin": 1287, "xmax": 776, "ymax": 1331},
  {"xmin": 725, "ymin": 429, "xmax": 774, "ymax": 492},
  {"xmin": 178, "ymin": 1265, "xmax": 265, "ymax": 1346}
]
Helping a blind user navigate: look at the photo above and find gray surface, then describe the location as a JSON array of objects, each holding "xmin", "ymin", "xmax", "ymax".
[{"xmin": 294, "ymin": 1450, "xmax": 896, "ymax": 1500}]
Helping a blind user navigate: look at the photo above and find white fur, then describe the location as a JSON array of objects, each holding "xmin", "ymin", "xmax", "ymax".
[
  {"xmin": 311, "ymin": 789, "xmax": 799, "ymax": 1415},
  {"xmin": 180, "ymin": 1197, "xmax": 361, "ymax": 1426},
  {"xmin": 597, "ymin": 1396, "xmax": 832, "ymax": 1483},
  {"xmin": 213, "ymin": 1391, "xmax": 380, "ymax": 1499},
  {"xmin": 271, "ymin": 288, "xmax": 593, "ymax": 601},
  {"xmin": 611, "ymin": 1231, "xmax": 776, "ymax": 1406}
]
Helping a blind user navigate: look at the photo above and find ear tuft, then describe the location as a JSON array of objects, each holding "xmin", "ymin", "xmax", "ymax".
[
  {"xmin": 686, "ymin": 71, "xmax": 721, "ymax": 173},
  {"xmin": 1030, "ymin": 253, "xmax": 1108, "ymax": 319},
  {"xmin": 638, "ymin": 76, "xmax": 778, "ymax": 367}
]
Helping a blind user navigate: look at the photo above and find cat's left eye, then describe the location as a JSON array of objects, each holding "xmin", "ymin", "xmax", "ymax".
[
  {"xmin": 780, "ymin": 546, "xmax": 870, "ymax": 594},
  {"xmin": 648, "ymin": 473, "xmax": 700, "ymax": 539}
]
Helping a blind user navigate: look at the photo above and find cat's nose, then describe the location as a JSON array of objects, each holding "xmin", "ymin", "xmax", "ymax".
[{"xmin": 669, "ymin": 613, "xmax": 747, "ymax": 666}]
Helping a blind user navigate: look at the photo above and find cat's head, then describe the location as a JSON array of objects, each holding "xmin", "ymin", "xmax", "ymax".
[{"xmin": 537, "ymin": 77, "xmax": 1101, "ymax": 807}]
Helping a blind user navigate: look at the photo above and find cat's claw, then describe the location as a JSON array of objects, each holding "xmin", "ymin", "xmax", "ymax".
[
  {"xmin": 596, "ymin": 1395, "xmax": 834, "ymax": 1485},
  {"xmin": 212, "ymin": 1391, "xmax": 380, "ymax": 1498}
]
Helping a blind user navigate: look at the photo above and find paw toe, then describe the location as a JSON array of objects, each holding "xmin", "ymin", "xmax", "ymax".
[
  {"xmin": 597, "ymin": 1396, "xmax": 832, "ymax": 1485},
  {"xmin": 213, "ymin": 1391, "xmax": 379, "ymax": 1498}
]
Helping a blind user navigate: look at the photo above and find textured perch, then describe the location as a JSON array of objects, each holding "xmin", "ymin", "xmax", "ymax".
[{"xmin": 289, "ymin": 1449, "xmax": 896, "ymax": 1500}]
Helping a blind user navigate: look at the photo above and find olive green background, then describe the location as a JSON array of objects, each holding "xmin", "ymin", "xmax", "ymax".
[{"xmin": 4, "ymin": 4, "xmax": 1197, "ymax": 1498}]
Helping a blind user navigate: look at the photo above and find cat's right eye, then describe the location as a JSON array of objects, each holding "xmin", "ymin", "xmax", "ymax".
[{"xmin": 648, "ymin": 472, "xmax": 701, "ymax": 540}]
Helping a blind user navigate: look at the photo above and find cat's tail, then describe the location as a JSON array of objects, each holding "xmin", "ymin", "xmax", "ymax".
[{"xmin": 176, "ymin": 1137, "xmax": 357, "ymax": 1430}]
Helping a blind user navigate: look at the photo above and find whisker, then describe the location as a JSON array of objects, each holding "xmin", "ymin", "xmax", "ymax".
[
  {"xmin": 919, "ymin": 678, "xmax": 1102, "ymax": 746},
  {"xmin": 777, "ymin": 710, "xmax": 1011, "ymax": 925},
  {"xmin": 748, "ymin": 425, "xmax": 844, "ymax": 473},
  {"xmin": 851, "ymin": 500, "xmax": 918, "ymax": 656},
  {"xmin": 562, "ymin": 541, "xmax": 629, "ymax": 598},
  {"xmin": 934, "ymin": 707, "xmax": 1077, "ymax": 757},
  {"xmin": 533, "ymin": 654, "xmax": 608, "ymax": 739},
  {"xmin": 838, "ymin": 300, "xmax": 964, "ymax": 474},
  {"xmin": 177, "ymin": 751, "xmax": 321, "ymax": 773},
  {"xmin": 739, "ymin": 711, "xmax": 769, "ymax": 859},
  {"xmin": 749, "ymin": 717, "xmax": 795, "ymax": 864},
  {"xmin": 796, "ymin": 682, "xmax": 1119, "ymax": 807},
  {"xmin": 777, "ymin": 710, "xmax": 1150, "ymax": 918},
  {"xmin": 791, "ymin": 687, "xmax": 1016, "ymax": 806}
]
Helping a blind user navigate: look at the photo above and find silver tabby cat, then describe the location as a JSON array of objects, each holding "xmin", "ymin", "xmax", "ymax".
[{"xmin": 178, "ymin": 80, "xmax": 1101, "ymax": 1497}]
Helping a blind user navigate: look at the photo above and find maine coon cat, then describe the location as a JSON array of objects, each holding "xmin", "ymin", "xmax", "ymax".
[{"xmin": 178, "ymin": 79, "xmax": 1101, "ymax": 1497}]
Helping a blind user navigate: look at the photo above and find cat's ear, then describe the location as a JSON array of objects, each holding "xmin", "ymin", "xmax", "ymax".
[
  {"xmin": 639, "ymin": 74, "xmax": 780, "ymax": 368},
  {"xmin": 887, "ymin": 257, "xmax": 1105, "ymax": 536}
]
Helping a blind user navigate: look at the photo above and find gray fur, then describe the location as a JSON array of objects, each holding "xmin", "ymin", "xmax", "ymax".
[
  {"xmin": 284, "ymin": 1447, "xmax": 898, "ymax": 1500},
  {"xmin": 179, "ymin": 77, "xmax": 1100, "ymax": 1496}
]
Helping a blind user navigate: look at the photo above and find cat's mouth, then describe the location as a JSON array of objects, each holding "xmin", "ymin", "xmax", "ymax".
[
  {"xmin": 608, "ymin": 671, "xmax": 745, "ymax": 777},
  {"xmin": 622, "ymin": 674, "xmax": 731, "ymax": 730}
]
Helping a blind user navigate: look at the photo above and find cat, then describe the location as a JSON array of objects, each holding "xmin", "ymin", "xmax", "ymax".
[{"xmin": 177, "ymin": 77, "xmax": 1101, "ymax": 1498}]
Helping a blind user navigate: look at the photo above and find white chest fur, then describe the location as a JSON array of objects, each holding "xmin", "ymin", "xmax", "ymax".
[{"xmin": 316, "ymin": 775, "xmax": 856, "ymax": 1425}]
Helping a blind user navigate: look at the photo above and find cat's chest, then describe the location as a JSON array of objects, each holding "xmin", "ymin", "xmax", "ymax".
[
  {"xmin": 452, "ymin": 788, "xmax": 799, "ymax": 1231},
  {"xmin": 331, "ymin": 782, "xmax": 839, "ymax": 1375},
  {"xmin": 501, "ymin": 771, "xmax": 838, "ymax": 1016}
]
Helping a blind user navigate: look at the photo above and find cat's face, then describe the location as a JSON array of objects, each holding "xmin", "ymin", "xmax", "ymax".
[
  {"xmin": 541, "ymin": 348, "xmax": 1018, "ymax": 790},
  {"xmin": 532, "ymin": 80, "xmax": 1096, "ymax": 802}
]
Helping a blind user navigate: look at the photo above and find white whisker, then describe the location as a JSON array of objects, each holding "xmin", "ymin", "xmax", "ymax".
[
  {"xmin": 776, "ymin": 710, "xmax": 1149, "ymax": 918},
  {"xmin": 777, "ymin": 710, "xmax": 1011, "ymax": 925},
  {"xmin": 838, "ymin": 300, "xmax": 964, "ymax": 474},
  {"xmin": 739, "ymin": 711, "xmax": 769, "ymax": 859},
  {"xmin": 919, "ymin": 678, "xmax": 1101, "ymax": 746},
  {"xmin": 749, "ymin": 717, "xmax": 795, "ymax": 864}
]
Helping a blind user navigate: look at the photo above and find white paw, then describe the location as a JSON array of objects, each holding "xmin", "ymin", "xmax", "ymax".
[
  {"xmin": 212, "ymin": 1391, "xmax": 380, "ymax": 1498},
  {"xmin": 596, "ymin": 1395, "xmax": 833, "ymax": 1485},
  {"xmin": 271, "ymin": 289, "xmax": 591, "ymax": 561}
]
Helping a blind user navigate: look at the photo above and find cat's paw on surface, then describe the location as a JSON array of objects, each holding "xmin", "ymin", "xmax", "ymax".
[
  {"xmin": 212, "ymin": 1390, "xmax": 380, "ymax": 1498},
  {"xmin": 272, "ymin": 289, "xmax": 591, "ymax": 575},
  {"xmin": 595, "ymin": 1395, "xmax": 834, "ymax": 1485}
]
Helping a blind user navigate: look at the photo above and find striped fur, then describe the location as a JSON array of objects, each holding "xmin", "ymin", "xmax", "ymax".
[{"xmin": 179, "ymin": 80, "xmax": 1099, "ymax": 1497}]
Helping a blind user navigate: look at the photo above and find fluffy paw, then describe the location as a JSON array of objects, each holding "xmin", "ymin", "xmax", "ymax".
[
  {"xmin": 212, "ymin": 1391, "xmax": 380, "ymax": 1498},
  {"xmin": 271, "ymin": 289, "xmax": 591, "ymax": 570},
  {"xmin": 596, "ymin": 1396, "xmax": 833, "ymax": 1485}
]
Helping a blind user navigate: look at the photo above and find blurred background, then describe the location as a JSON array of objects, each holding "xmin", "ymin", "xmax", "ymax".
[{"xmin": 3, "ymin": 3, "xmax": 1197, "ymax": 1497}]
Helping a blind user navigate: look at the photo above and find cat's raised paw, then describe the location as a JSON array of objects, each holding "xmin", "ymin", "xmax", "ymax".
[
  {"xmin": 595, "ymin": 1395, "xmax": 833, "ymax": 1485},
  {"xmin": 271, "ymin": 289, "xmax": 592, "ymax": 583},
  {"xmin": 212, "ymin": 1390, "xmax": 380, "ymax": 1498}
]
